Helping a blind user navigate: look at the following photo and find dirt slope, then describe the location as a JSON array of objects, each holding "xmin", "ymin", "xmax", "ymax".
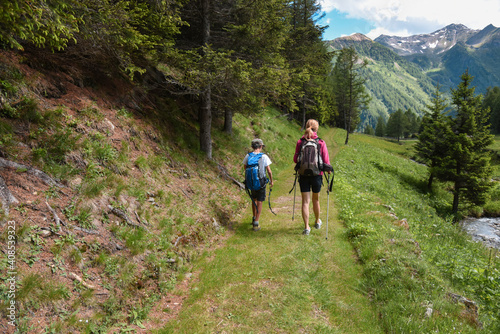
[{"xmin": 0, "ymin": 48, "xmax": 245, "ymax": 333}]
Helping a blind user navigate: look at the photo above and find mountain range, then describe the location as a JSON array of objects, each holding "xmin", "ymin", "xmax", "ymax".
[{"xmin": 325, "ymin": 24, "xmax": 500, "ymax": 130}]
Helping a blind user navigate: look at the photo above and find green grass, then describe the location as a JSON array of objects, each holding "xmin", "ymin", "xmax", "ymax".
[
  {"xmin": 4, "ymin": 57, "xmax": 500, "ymax": 333},
  {"xmin": 158, "ymin": 122, "xmax": 500, "ymax": 333},
  {"xmin": 158, "ymin": 123, "xmax": 382, "ymax": 333},
  {"xmin": 334, "ymin": 131, "xmax": 500, "ymax": 333}
]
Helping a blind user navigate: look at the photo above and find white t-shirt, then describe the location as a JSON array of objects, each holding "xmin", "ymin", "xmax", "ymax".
[{"xmin": 243, "ymin": 153, "xmax": 272, "ymax": 179}]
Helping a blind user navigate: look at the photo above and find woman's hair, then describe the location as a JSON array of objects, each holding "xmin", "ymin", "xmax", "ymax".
[{"xmin": 304, "ymin": 119, "xmax": 319, "ymax": 139}]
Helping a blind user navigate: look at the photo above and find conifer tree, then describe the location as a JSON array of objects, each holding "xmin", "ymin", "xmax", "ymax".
[
  {"xmin": 483, "ymin": 86, "xmax": 500, "ymax": 133},
  {"xmin": 332, "ymin": 47, "xmax": 370, "ymax": 144},
  {"xmin": 415, "ymin": 84, "xmax": 449, "ymax": 188},
  {"xmin": 286, "ymin": 0, "xmax": 333, "ymax": 128},
  {"xmin": 437, "ymin": 71, "xmax": 494, "ymax": 216},
  {"xmin": 386, "ymin": 109, "xmax": 407, "ymax": 142},
  {"xmin": 0, "ymin": 0, "xmax": 80, "ymax": 51},
  {"xmin": 375, "ymin": 115, "xmax": 386, "ymax": 137},
  {"xmin": 364, "ymin": 124, "xmax": 375, "ymax": 135},
  {"xmin": 173, "ymin": 0, "xmax": 291, "ymax": 157},
  {"xmin": 404, "ymin": 109, "xmax": 420, "ymax": 138}
]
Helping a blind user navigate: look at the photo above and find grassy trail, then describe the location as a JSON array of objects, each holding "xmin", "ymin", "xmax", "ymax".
[{"xmin": 159, "ymin": 128, "xmax": 382, "ymax": 333}]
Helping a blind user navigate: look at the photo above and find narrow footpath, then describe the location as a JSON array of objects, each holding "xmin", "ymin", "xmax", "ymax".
[{"xmin": 158, "ymin": 128, "xmax": 383, "ymax": 334}]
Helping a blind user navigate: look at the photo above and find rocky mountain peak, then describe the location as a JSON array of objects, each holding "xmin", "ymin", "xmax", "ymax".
[
  {"xmin": 338, "ymin": 33, "xmax": 372, "ymax": 42},
  {"xmin": 375, "ymin": 24, "xmax": 479, "ymax": 56}
]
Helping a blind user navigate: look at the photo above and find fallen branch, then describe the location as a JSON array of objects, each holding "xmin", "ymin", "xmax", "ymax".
[
  {"xmin": 180, "ymin": 188, "xmax": 192, "ymax": 201},
  {"xmin": 0, "ymin": 174, "xmax": 18, "ymax": 216},
  {"xmin": 134, "ymin": 210, "xmax": 150, "ymax": 226},
  {"xmin": 69, "ymin": 272, "xmax": 96, "ymax": 290},
  {"xmin": 45, "ymin": 201, "xmax": 66, "ymax": 230},
  {"xmin": 108, "ymin": 205, "xmax": 140, "ymax": 227},
  {"xmin": 174, "ymin": 236, "xmax": 184, "ymax": 247},
  {"xmin": 0, "ymin": 157, "xmax": 64, "ymax": 188},
  {"xmin": 218, "ymin": 163, "xmax": 244, "ymax": 189},
  {"xmin": 73, "ymin": 226, "xmax": 99, "ymax": 235}
]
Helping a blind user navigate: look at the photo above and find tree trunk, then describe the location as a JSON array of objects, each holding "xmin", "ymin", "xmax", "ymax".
[
  {"xmin": 452, "ymin": 185, "xmax": 460, "ymax": 216},
  {"xmin": 427, "ymin": 173, "xmax": 434, "ymax": 189},
  {"xmin": 224, "ymin": 108, "xmax": 233, "ymax": 134},
  {"xmin": 302, "ymin": 95, "xmax": 306, "ymax": 130},
  {"xmin": 345, "ymin": 109, "xmax": 351, "ymax": 145},
  {"xmin": 201, "ymin": 0, "xmax": 210, "ymax": 46},
  {"xmin": 199, "ymin": 0, "xmax": 212, "ymax": 159},
  {"xmin": 200, "ymin": 85, "xmax": 212, "ymax": 159}
]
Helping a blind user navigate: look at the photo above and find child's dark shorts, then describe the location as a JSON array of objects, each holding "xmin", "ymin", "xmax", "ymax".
[
  {"xmin": 299, "ymin": 175, "xmax": 322, "ymax": 193},
  {"xmin": 251, "ymin": 187, "xmax": 266, "ymax": 202}
]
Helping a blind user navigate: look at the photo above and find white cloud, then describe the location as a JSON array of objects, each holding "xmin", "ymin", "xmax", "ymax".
[
  {"xmin": 320, "ymin": 0, "xmax": 500, "ymax": 37},
  {"xmin": 365, "ymin": 27, "xmax": 409, "ymax": 40}
]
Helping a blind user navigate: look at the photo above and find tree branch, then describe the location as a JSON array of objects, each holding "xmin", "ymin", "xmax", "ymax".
[
  {"xmin": 0, "ymin": 157, "xmax": 64, "ymax": 188},
  {"xmin": 0, "ymin": 175, "xmax": 19, "ymax": 216}
]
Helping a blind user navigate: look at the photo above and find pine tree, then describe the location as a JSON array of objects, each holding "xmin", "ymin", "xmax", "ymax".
[
  {"xmin": 173, "ymin": 0, "xmax": 292, "ymax": 157},
  {"xmin": 0, "ymin": 0, "xmax": 80, "ymax": 51},
  {"xmin": 364, "ymin": 124, "xmax": 375, "ymax": 135},
  {"xmin": 437, "ymin": 71, "xmax": 494, "ymax": 216},
  {"xmin": 414, "ymin": 84, "xmax": 449, "ymax": 188},
  {"xmin": 375, "ymin": 115, "xmax": 386, "ymax": 137},
  {"xmin": 332, "ymin": 47, "xmax": 370, "ymax": 144},
  {"xmin": 404, "ymin": 109, "xmax": 420, "ymax": 138},
  {"xmin": 483, "ymin": 86, "xmax": 500, "ymax": 133},
  {"xmin": 286, "ymin": 0, "xmax": 333, "ymax": 128},
  {"xmin": 386, "ymin": 109, "xmax": 407, "ymax": 142}
]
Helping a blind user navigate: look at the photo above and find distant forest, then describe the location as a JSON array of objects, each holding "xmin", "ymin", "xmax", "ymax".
[{"xmin": 2, "ymin": 1, "xmax": 500, "ymax": 155}]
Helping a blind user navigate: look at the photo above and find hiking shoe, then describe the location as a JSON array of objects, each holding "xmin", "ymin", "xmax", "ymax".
[
  {"xmin": 302, "ymin": 228, "xmax": 310, "ymax": 235},
  {"xmin": 253, "ymin": 221, "xmax": 260, "ymax": 231},
  {"xmin": 314, "ymin": 219, "xmax": 322, "ymax": 229}
]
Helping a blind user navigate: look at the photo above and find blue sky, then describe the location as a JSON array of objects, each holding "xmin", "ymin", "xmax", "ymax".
[
  {"xmin": 318, "ymin": 0, "xmax": 500, "ymax": 41},
  {"xmin": 318, "ymin": 9, "xmax": 376, "ymax": 40}
]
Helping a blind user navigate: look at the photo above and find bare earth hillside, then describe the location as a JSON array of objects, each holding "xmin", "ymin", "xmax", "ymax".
[{"xmin": 0, "ymin": 48, "xmax": 245, "ymax": 333}]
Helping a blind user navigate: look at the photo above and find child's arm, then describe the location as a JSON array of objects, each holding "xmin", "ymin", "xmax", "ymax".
[{"xmin": 266, "ymin": 166, "xmax": 273, "ymax": 187}]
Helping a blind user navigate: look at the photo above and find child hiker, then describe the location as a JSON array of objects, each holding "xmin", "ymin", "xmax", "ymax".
[{"xmin": 243, "ymin": 138, "xmax": 273, "ymax": 231}]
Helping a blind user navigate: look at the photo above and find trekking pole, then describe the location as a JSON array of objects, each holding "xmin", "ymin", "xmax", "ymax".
[
  {"xmin": 268, "ymin": 188, "xmax": 277, "ymax": 215},
  {"xmin": 326, "ymin": 173, "xmax": 330, "ymax": 240},
  {"xmin": 290, "ymin": 172, "xmax": 298, "ymax": 221},
  {"xmin": 325, "ymin": 170, "xmax": 334, "ymax": 240}
]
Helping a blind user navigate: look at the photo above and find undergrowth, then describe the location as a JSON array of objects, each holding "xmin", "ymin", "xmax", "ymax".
[
  {"xmin": 334, "ymin": 131, "xmax": 500, "ymax": 333},
  {"xmin": 0, "ymin": 53, "xmax": 250, "ymax": 332},
  {"xmin": 2, "ymin": 50, "xmax": 500, "ymax": 333}
]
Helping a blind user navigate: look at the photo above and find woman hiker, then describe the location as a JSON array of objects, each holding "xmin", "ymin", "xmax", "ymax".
[
  {"xmin": 243, "ymin": 138, "xmax": 273, "ymax": 231},
  {"xmin": 293, "ymin": 119, "xmax": 331, "ymax": 235}
]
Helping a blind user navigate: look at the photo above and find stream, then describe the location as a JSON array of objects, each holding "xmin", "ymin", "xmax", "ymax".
[{"xmin": 460, "ymin": 217, "xmax": 500, "ymax": 250}]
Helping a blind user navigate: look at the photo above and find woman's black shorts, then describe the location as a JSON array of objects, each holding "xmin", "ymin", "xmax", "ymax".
[{"xmin": 299, "ymin": 175, "xmax": 322, "ymax": 193}]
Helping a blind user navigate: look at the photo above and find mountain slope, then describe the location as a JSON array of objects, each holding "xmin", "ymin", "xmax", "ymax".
[
  {"xmin": 375, "ymin": 24, "xmax": 477, "ymax": 56},
  {"xmin": 376, "ymin": 24, "xmax": 500, "ymax": 94},
  {"xmin": 0, "ymin": 48, "xmax": 250, "ymax": 333},
  {"xmin": 326, "ymin": 35, "xmax": 435, "ymax": 130}
]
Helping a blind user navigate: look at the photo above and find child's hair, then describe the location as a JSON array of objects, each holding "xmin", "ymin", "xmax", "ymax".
[{"xmin": 304, "ymin": 119, "xmax": 319, "ymax": 139}]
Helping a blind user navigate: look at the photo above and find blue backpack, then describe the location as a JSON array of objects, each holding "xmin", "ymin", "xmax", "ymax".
[{"xmin": 245, "ymin": 152, "xmax": 268, "ymax": 191}]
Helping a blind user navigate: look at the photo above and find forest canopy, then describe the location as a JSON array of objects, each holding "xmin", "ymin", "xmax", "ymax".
[{"xmin": 1, "ymin": 1, "xmax": 344, "ymax": 158}]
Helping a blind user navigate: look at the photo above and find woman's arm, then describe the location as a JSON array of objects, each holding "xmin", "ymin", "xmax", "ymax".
[
  {"xmin": 293, "ymin": 140, "xmax": 302, "ymax": 163},
  {"xmin": 320, "ymin": 140, "xmax": 330, "ymax": 165}
]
